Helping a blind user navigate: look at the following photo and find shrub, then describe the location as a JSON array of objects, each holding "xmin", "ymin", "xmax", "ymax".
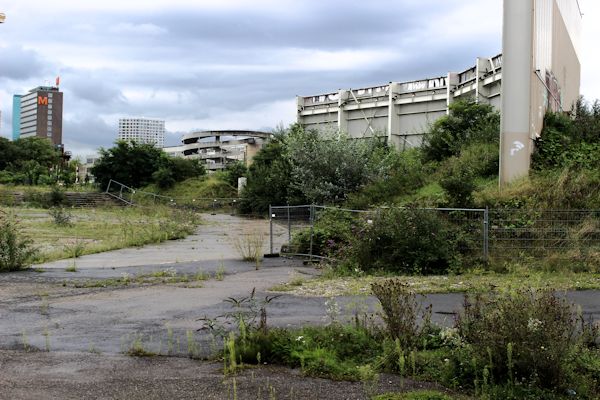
[
  {"xmin": 421, "ymin": 100, "xmax": 500, "ymax": 163},
  {"xmin": 48, "ymin": 186, "xmax": 68, "ymax": 207},
  {"xmin": 49, "ymin": 207, "xmax": 73, "ymax": 226},
  {"xmin": 439, "ymin": 162, "xmax": 476, "ymax": 207},
  {"xmin": 0, "ymin": 213, "xmax": 37, "ymax": 272},
  {"xmin": 289, "ymin": 208, "xmax": 361, "ymax": 258},
  {"xmin": 456, "ymin": 289, "xmax": 577, "ymax": 389},
  {"xmin": 350, "ymin": 208, "xmax": 459, "ymax": 274},
  {"xmin": 346, "ymin": 148, "xmax": 426, "ymax": 209},
  {"xmin": 371, "ymin": 279, "xmax": 431, "ymax": 350}
]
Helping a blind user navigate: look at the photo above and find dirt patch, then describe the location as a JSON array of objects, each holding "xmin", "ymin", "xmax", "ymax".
[{"xmin": 0, "ymin": 350, "xmax": 451, "ymax": 400}]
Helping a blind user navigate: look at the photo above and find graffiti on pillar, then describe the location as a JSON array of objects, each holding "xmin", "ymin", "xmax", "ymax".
[{"xmin": 510, "ymin": 141, "xmax": 525, "ymax": 156}]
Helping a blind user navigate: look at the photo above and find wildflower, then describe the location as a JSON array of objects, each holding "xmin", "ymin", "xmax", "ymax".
[{"xmin": 527, "ymin": 318, "xmax": 543, "ymax": 332}]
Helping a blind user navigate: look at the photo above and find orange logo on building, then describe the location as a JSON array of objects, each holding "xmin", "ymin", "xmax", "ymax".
[{"xmin": 38, "ymin": 96, "xmax": 48, "ymax": 105}]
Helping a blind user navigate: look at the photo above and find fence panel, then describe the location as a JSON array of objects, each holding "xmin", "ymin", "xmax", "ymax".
[
  {"xmin": 269, "ymin": 205, "xmax": 600, "ymax": 266},
  {"xmin": 488, "ymin": 209, "xmax": 600, "ymax": 263}
]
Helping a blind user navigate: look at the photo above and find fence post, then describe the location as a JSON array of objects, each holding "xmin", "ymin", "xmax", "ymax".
[
  {"xmin": 483, "ymin": 207, "xmax": 489, "ymax": 262},
  {"xmin": 269, "ymin": 205, "xmax": 274, "ymax": 255},
  {"xmin": 309, "ymin": 204, "xmax": 315, "ymax": 262},
  {"xmin": 287, "ymin": 204, "xmax": 291, "ymax": 243}
]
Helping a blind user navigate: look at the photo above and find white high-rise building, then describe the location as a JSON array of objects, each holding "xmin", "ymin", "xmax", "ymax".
[{"xmin": 118, "ymin": 118, "xmax": 165, "ymax": 147}]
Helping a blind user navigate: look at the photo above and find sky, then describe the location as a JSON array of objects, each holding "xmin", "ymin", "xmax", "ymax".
[{"xmin": 0, "ymin": 0, "xmax": 598, "ymax": 157}]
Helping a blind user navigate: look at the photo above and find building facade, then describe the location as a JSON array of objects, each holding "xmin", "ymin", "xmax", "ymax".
[
  {"xmin": 163, "ymin": 130, "xmax": 270, "ymax": 171},
  {"xmin": 118, "ymin": 118, "xmax": 165, "ymax": 147},
  {"xmin": 13, "ymin": 86, "xmax": 63, "ymax": 146},
  {"xmin": 12, "ymin": 95, "xmax": 21, "ymax": 141},
  {"xmin": 297, "ymin": 55, "xmax": 503, "ymax": 151},
  {"xmin": 298, "ymin": 0, "xmax": 581, "ymax": 184}
]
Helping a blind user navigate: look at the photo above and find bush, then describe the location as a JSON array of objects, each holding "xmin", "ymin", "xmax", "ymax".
[
  {"xmin": 421, "ymin": 100, "xmax": 500, "ymax": 163},
  {"xmin": 371, "ymin": 279, "xmax": 431, "ymax": 349},
  {"xmin": 289, "ymin": 208, "xmax": 361, "ymax": 258},
  {"xmin": 0, "ymin": 213, "xmax": 37, "ymax": 271},
  {"xmin": 49, "ymin": 207, "xmax": 73, "ymax": 226},
  {"xmin": 456, "ymin": 289, "xmax": 577, "ymax": 390},
  {"xmin": 439, "ymin": 161, "xmax": 476, "ymax": 207},
  {"xmin": 346, "ymin": 149, "xmax": 426, "ymax": 209},
  {"xmin": 349, "ymin": 208, "xmax": 460, "ymax": 274},
  {"xmin": 532, "ymin": 108, "xmax": 600, "ymax": 171}
]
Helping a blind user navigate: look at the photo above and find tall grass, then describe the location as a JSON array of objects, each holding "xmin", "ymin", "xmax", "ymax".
[
  {"xmin": 233, "ymin": 232, "xmax": 265, "ymax": 269},
  {"xmin": 9, "ymin": 206, "xmax": 201, "ymax": 263}
]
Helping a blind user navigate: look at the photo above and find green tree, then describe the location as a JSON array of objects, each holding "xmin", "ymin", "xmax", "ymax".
[
  {"xmin": 421, "ymin": 100, "xmax": 500, "ymax": 163},
  {"xmin": 287, "ymin": 127, "xmax": 387, "ymax": 204},
  {"xmin": 0, "ymin": 137, "xmax": 19, "ymax": 170},
  {"xmin": 240, "ymin": 133, "xmax": 301, "ymax": 213},
  {"xmin": 91, "ymin": 141, "xmax": 169, "ymax": 189},
  {"xmin": 13, "ymin": 137, "xmax": 61, "ymax": 170},
  {"xmin": 224, "ymin": 161, "xmax": 247, "ymax": 188}
]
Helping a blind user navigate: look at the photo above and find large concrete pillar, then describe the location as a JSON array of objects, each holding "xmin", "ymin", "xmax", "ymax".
[
  {"xmin": 387, "ymin": 83, "xmax": 400, "ymax": 144},
  {"xmin": 338, "ymin": 90, "xmax": 350, "ymax": 134},
  {"xmin": 500, "ymin": 0, "xmax": 534, "ymax": 186}
]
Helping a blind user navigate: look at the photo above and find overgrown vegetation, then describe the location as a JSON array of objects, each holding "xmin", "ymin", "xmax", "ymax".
[
  {"xmin": 91, "ymin": 140, "xmax": 206, "ymax": 190},
  {"xmin": 3, "ymin": 206, "xmax": 200, "ymax": 263},
  {"xmin": 0, "ymin": 212, "xmax": 37, "ymax": 271},
  {"xmin": 0, "ymin": 137, "xmax": 77, "ymax": 186},
  {"xmin": 228, "ymin": 281, "xmax": 600, "ymax": 399}
]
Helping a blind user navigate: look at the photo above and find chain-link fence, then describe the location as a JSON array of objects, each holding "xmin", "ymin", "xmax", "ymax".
[{"xmin": 269, "ymin": 205, "xmax": 600, "ymax": 265}]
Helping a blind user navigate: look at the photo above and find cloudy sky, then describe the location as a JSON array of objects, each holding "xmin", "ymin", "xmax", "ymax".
[{"xmin": 0, "ymin": 0, "xmax": 598, "ymax": 157}]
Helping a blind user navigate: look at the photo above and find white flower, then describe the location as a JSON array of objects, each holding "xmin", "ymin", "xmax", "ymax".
[
  {"xmin": 296, "ymin": 336, "xmax": 304, "ymax": 341},
  {"xmin": 527, "ymin": 318, "xmax": 543, "ymax": 332}
]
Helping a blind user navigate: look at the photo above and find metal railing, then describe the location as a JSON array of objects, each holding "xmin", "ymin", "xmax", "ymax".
[
  {"xmin": 269, "ymin": 205, "xmax": 599, "ymax": 265},
  {"xmin": 105, "ymin": 179, "xmax": 240, "ymax": 212}
]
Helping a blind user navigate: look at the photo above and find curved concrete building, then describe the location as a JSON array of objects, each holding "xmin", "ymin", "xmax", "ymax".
[{"xmin": 164, "ymin": 130, "xmax": 271, "ymax": 171}]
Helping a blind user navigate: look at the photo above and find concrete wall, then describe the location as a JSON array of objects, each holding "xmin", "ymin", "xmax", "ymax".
[
  {"xmin": 297, "ymin": 55, "xmax": 503, "ymax": 150},
  {"xmin": 500, "ymin": 0, "xmax": 581, "ymax": 185}
]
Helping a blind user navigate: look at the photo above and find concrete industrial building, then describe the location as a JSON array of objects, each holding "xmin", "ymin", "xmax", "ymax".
[
  {"xmin": 298, "ymin": 0, "xmax": 582, "ymax": 183},
  {"xmin": 163, "ymin": 130, "xmax": 270, "ymax": 171},
  {"xmin": 12, "ymin": 86, "xmax": 64, "ymax": 146},
  {"xmin": 118, "ymin": 118, "xmax": 165, "ymax": 147}
]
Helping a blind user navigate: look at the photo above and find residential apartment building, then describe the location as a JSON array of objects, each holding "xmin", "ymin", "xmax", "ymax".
[{"xmin": 118, "ymin": 118, "xmax": 165, "ymax": 147}]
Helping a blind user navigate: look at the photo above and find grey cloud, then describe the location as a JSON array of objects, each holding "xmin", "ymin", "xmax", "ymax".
[{"xmin": 0, "ymin": 46, "xmax": 47, "ymax": 80}]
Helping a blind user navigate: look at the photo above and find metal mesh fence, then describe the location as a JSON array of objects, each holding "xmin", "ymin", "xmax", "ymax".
[
  {"xmin": 488, "ymin": 209, "xmax": 600, "ymax": 262},
  {"xmin": 269, "ymin": 205, "xmax": 600, "ymax": 266}
]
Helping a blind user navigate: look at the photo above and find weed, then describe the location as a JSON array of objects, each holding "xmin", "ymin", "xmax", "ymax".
[
  {"xmin": 43, "ymin": 326, "xmax": 51, "ymax": 352},
  {"xmin": 49, "ymin": 207, "xmax": 73, "ymax": 227},
  {"xmin": 186, "ymin": 329, "xmax": 200, "ymax": 358},
  {"xmin": 21, "ymin": 330, "xmax": 29, "ymax": 352},
  {"xmin": 39, "ymin": 294, "xmax": 49, "ymax": 316},
  {"xmin": 126, "ymin": 334, "xmax": 156, "ymax": 357},
  {"xmin": 89, "ymin": 342, "xmax": 101, "ymax": 354},
  {"xmin": 0, "ymin": 213, "xmax": 37, "ymax": 271},
  {"xmin": 166, "ymin": 324, "xmax": 174, "ymax": 355},
  {"xmin": 371, "ymin": 278, "xmax": 432, "ymax": 349},
  {"xmin": 233, "ymin": 232, "xmax": 265, "ymax": 269},
  {"xmin": 64, "ymin": 239, "xmax": 86, "ymax": 259},
  {"xmin": 215, "ymin": 261, "xmax": 226, "ymax": 281},
  {"xmin": 65, "ymin": 263, "xmax": 77, "ymax": 272}
]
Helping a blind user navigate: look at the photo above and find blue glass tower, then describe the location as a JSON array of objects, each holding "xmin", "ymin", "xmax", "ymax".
[{"xmin": 12, "ymin": 95, "xmax": 21, "ymax": 141}]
